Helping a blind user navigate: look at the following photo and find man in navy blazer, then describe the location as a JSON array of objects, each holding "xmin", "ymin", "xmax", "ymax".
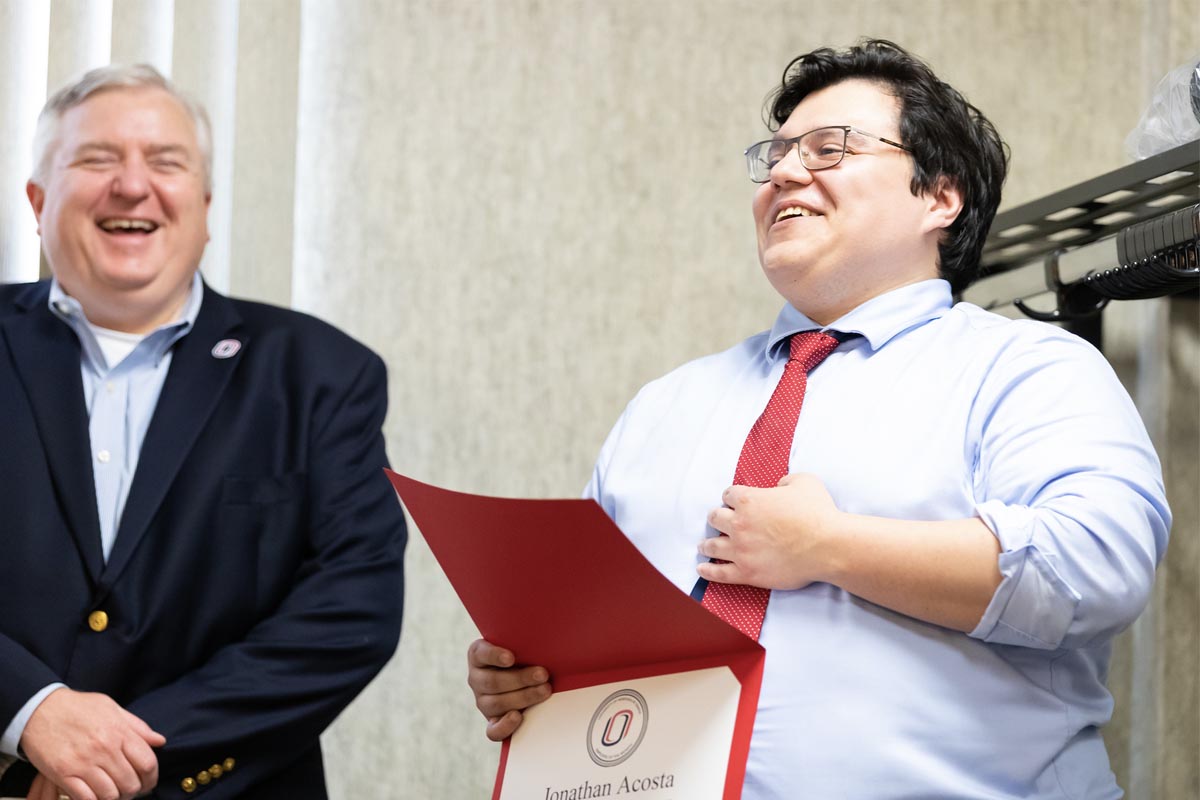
[{"xmin": 0, "ymin": 65, "xmax": 406, "ymax": 800}]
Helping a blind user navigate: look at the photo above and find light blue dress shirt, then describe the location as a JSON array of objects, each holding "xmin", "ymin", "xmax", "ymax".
[
  {"xmin": 0, "ymin": 275, "xmax": 201, "ymax": 761},
  {"xmin": 585, "ymin": 280, "xmax": 1170, "ymax": 799}
]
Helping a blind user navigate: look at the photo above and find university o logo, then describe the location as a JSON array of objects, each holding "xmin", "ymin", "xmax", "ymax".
[{"xmin": 586, "ymin": 689, "xmax": 648, "ymax": 767}]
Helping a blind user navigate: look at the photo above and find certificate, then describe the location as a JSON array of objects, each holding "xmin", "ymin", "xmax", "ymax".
[{"xmin": 386, "ymin": 472, "xmax": 764, "ymax": 800}]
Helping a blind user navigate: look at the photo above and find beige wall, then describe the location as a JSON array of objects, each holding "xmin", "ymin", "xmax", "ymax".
[{"xmin": 0, "ymin": 0, "xmax": 1195, "ymax": 797}]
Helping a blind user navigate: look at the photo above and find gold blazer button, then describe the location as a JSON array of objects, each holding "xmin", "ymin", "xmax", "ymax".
[
  {"xmin": 196, "ymin": 770, "xmax": 212, "ymax": 786},
  {"xmin": 87, "ymin": 610, "xmax": 108, "ymax": 632},
  {"xmin": 223, "ymin": 757, "xmax": 236, "ymax": 772},
  {"xmin": 181, "ymin": 777, "xmax": 197, "ymax": 793},
  {"xmin": 208, "ymin": 764, "xmax": 223, "ymax": 779}
]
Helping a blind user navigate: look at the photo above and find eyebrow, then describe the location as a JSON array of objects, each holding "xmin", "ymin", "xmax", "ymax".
[
  {"xmin": 69, "ymin": 142, "xmax": 194, "ymax": 161},
  {"xmin": 69, "ymin": 142, "xmax": 121, "ymax": 160},
  {"xmin": 144, "ymin": 144, "xmax": 194, "ymax": 160}
]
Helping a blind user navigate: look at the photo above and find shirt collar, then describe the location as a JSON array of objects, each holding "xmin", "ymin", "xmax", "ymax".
[
  {"xmin": 764, "ymin": 279, "xmax": 953, "ymax": 360},
  {"xmin": 48, "ymin": 272, "xmax": 205, "ymax": 369}
]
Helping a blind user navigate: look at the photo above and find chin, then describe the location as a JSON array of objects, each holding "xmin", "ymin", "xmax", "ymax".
[{"xmin": 761, "ymin": 257, "xmax": 824, "ymax": 291}]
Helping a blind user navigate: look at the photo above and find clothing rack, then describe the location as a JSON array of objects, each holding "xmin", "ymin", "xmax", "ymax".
[{"xmin": 962, "ymin": 140, "xmax": 1199, "ymax": 347}]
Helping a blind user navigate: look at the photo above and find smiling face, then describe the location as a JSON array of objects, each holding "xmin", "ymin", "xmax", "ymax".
[
  {"xmin": 27, "ymin": 86, "xmax": 210, "ymax": 333},
  {"xmin": 751, "ymin": 79, "xmax": 961, "ymax": 325}
]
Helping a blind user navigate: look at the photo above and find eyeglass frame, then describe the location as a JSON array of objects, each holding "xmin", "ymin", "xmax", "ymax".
[{"xmin": 743, "ymin": 125, "xmax": 912, "ymax": 183}]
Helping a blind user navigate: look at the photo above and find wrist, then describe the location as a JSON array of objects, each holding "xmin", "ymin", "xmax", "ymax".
[{"xmin": 808, "ymin": 509, "xmax": 854, "ymax": 587}]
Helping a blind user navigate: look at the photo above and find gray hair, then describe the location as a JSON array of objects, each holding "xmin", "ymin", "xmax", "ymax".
[{"xmin": 30, "ymin": 63, "xmax": 213, "ymax": 193}]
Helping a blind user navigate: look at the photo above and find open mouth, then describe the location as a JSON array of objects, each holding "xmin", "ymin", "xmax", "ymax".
[
  {"xmin": 98, "ymin": 218, "xmax": 159, "ymax": 234},
  {"xmin": 775, "ymin": 206, "xmax": 822, "ymax": 223}
]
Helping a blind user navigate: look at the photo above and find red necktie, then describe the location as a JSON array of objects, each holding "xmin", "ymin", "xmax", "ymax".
[{"xmin": 700, "ymin": 331, "xmax": 841, "ymax": 639}]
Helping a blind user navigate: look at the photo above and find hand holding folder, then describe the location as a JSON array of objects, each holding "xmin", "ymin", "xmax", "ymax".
[{"xmin": 386, "ymin": 471, "xmax": 764, "ymax": 800}]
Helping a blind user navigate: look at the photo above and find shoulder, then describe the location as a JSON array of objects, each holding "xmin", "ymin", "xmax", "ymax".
[
  {"xmin": 211, "ymin": 288, "xmax": 384, "ymax": 373},
  {"xmin": 965, "ymin": 302, "xmax": 1110, "ymax": 363},
  {"xmin": 938, "ymin": 302, "xmax": 1139, "ymax": 423},
  {"xmin": 930, "ymin": 301, "xmax": 1112, "ymax": 372},
  {"xmin": 0, "ymin": 280, "xmax": 50, "ymax": 318}
]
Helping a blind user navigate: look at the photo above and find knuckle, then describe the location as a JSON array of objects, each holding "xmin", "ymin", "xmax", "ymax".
[
  {"xmin": 477, "ymin": 694, "xmax": 511, "ymax": 717},
  {"xmin": 471, "ymin": 670, "xmax": 502, "ymax": 694}
]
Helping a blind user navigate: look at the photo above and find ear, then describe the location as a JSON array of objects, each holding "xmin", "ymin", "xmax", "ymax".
[
  {"xmin": 26, "ymin": 181, "xmax": 45, "ymax": 234},
  {"xmin": 920, "ymin": 176, "xmax": 963, "ymax": 234}
]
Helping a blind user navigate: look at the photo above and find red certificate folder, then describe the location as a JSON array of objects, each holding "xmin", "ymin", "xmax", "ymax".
[{"xmin": 386, "ymin": 471, "xmax": 764, "ymax": 800}]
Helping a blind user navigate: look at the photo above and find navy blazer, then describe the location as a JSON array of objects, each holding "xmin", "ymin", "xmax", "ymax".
[{"xmin": 0, "ymin": 280, "xmax": 406, "ymax": 799}]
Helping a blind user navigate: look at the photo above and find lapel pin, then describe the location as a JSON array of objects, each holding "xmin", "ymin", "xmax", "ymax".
[{"xmin": 211, "ymin": 339, "xmax": 242, "ymax": 359}]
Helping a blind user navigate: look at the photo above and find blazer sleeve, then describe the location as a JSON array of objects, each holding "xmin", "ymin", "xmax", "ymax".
[
  {"xmin": 0, "ymin": 637, "xmax": 60, "ymax": 749},
  {"xmin": 125, "ymin": 351, "xmax": 407, "ymax": 798}
]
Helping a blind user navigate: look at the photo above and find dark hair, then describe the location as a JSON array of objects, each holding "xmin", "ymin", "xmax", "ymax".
[{"xmin": 767, "ymin": 39, "xmax": 1009, "ymax": 290}]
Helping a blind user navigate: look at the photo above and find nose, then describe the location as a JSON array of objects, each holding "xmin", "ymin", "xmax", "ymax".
[
  {"xmin": 110, "ymin": 157, "xmax": 152, "ymax": 200},
  {"xmin": 769, "ymin": 142, "xmax": 813, "ymax": 187}
]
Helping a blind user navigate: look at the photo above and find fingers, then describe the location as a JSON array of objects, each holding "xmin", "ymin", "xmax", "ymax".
[
  {"xmin": 467, "ymin": 639, "xmax": 547, "ymax": 697},
  {"xmin": 696, "ymin": 559, "xmax": 741, "ymax": 585},
  {"xmin": 21, "ymin": 689, "xmax": 163, "ymax": 800},
  {"xmin": 121, "ymin": 736, "xmax": 160, "ymax": 796},
  {"xmin": 121, "ymin": 709, "xmax": 166, "ymax": 748},
  {"xmin": 470, "ymin": 660, "xmax": 549, "ymax": 697},
  {"xmin": 98, "ymin": 756, "xmax": 141, "ymax": 800},
  {"xmin": 27, "ymin": 774, "xmax": 60, "ymax": 800},
  {"xmin": 467, "ymin": 638, "xmax": 552, "ymax": 739},
  {"xmin": 476, "ymin": 678, "xmax": 552, "ymax": 720},
  {"xmin": 118, "ymin": 709, "xmax": 162, "ymax": 795},
  {"xmin": 707, "ymin": 506, "xmax": 736, "ymax": 535},
  {"xmin": 721, "ymin": 485, "xmax": 746, "ymax": 508},
  {"xmin": 467, "ymin": 638, "xmax": 515, "ymax": 670},
  {"xmin": 61, "ymin": 773, "xmax": 103, "ymax": 800},
  {"xmin": 697, "ymin": 533, "xmax": 733, "ymax": 562},
  {"xmin": 484, "ymin": 709, "xmax": 525, "ymax": 742}
]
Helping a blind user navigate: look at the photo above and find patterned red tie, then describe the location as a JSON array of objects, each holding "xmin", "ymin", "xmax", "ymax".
[{"xmin": 700, "ymin": 331, "xmax": 842, "ymax": 639}]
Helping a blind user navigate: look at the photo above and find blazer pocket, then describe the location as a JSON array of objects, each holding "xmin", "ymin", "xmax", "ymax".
[
  {"xmin": 222, "ymin": 472, "xmax": 306, "ymax": 506},
  {"xmin": 220, "ymin": 473, "xmax": 309, "ymax": 617}
]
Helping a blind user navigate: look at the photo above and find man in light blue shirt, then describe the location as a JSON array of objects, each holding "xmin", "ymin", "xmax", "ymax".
[{"xmin": 467, "ymin": 40, "xmax": 1169, "ymax": 798}]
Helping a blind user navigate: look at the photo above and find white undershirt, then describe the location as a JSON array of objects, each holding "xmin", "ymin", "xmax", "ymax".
[{"xmin": 87, "ymin": 323, "xmax": 145, "ymax": 369}]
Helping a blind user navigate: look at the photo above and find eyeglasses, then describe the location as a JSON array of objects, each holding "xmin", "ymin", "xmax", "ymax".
[{"xmin": 744, "ymin": 125, "xmax": 911, "ymax": 183}]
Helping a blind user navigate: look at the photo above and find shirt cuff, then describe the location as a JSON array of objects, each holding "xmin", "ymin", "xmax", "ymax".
[
  {"xmin": 1, "ymin": 683, "xmax": 66, "ymax": 757},
  {"xmin": 969, "ymin": 501, "xmax": 1081, "ymax": 649}
]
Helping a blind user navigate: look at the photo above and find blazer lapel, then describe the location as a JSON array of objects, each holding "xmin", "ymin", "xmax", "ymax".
[
  {"xmin": 2, "ymin": 284, "xmax": 105, "ymax": 581},
  {"xmin": 100, "ymin": 285, "xmax": 247, "ymax": 588}
]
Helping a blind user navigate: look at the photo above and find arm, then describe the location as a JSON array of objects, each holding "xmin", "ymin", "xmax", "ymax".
[
  {"xmin": 964, "ymin": 334, "xmax": 1168, "ymax": 649},
  {"xmin": 125, "ymin": 353, "xmax": 406, "ymax": 797},
  {"xmin": 701, "ymin": 474, "xmax": 1002, "ymax": 632},
  {"xmin": 702, "ymin": 330, "xmax": 1169, "ymax": 646}
]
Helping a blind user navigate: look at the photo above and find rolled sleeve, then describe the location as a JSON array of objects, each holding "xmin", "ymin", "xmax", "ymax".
[
  {"xmin": 970, "ymin": 501, "xmax": 1080, "ymax": 648},
  {"xmin": 967, "ymin": 324, "xmax": 1170, "ymax": 652}
]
